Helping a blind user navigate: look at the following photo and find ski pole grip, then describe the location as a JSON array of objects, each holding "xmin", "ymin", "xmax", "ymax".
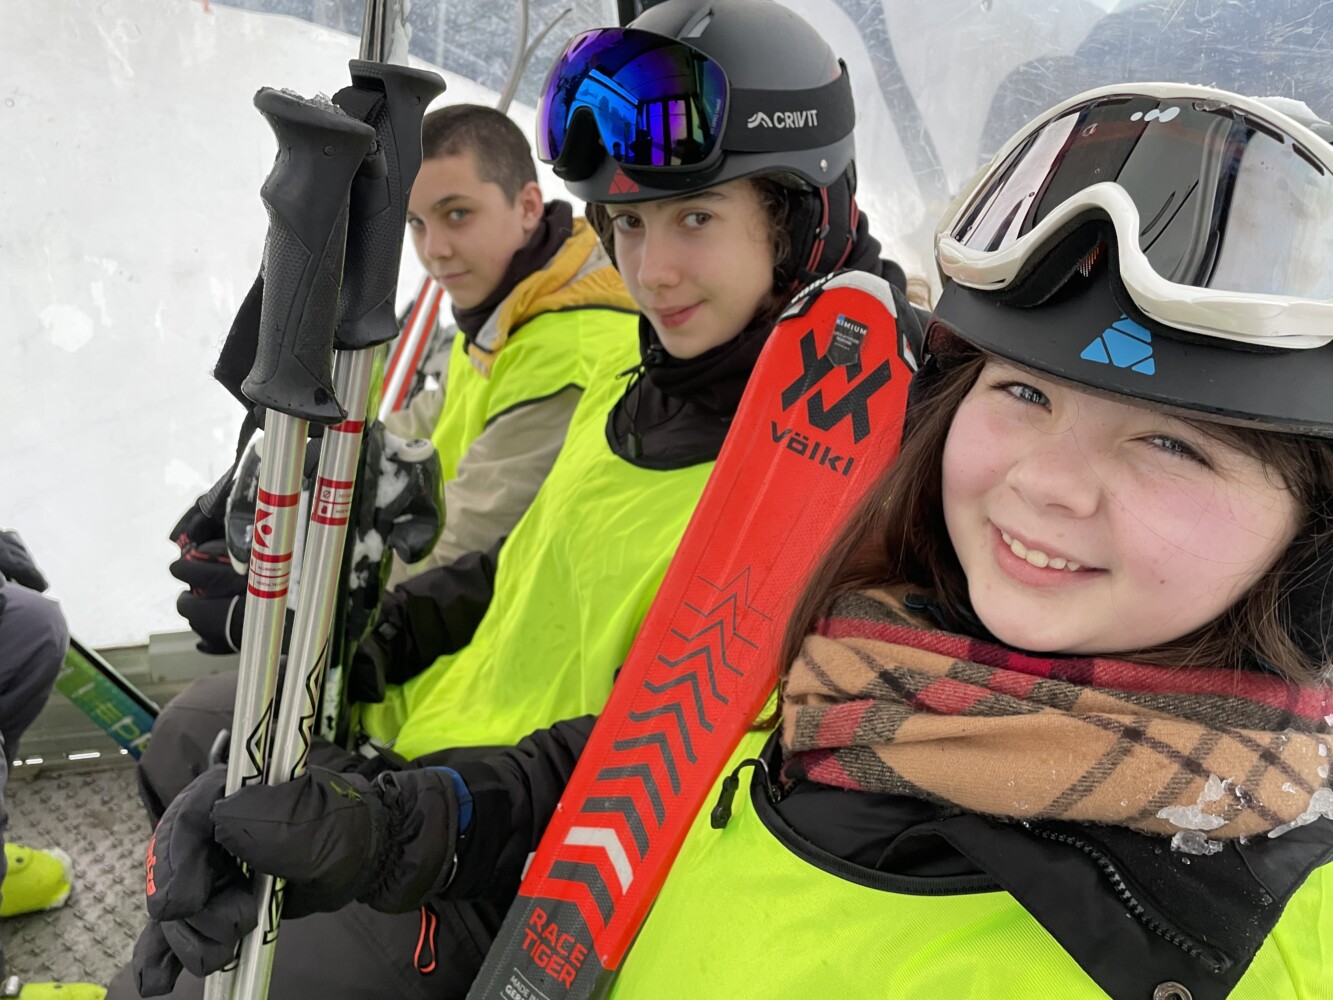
[
  {"xmin": 333, "ymin": 62, "xmax": 446, "ymax": 352},
  {"xmin": 243, "ymin": 88, "xmax": 376, "ymax": 422}
]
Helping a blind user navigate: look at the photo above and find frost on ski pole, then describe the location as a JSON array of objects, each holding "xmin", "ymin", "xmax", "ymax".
[
  {"xmin": 274, "ymin": 88, "xmax": 351, "ymax": 119},
  {"xmin": 391, "ymin": 0, "xmax": 414, "ymax": 52}
]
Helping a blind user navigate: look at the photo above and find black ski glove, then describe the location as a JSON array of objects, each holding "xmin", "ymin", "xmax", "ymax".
[
  {"xmin": 169, "ymin": 501, "xmax": 225, "ymax": 553},
  {"xmin": 348, "ymin": 620, "xmax": 397, "ymax": 704},
  {"xmin": 0, "ymin": 530, "xmax": 50, "ymax": 593},
  {"xmin": 338, "ymin": 425, "xmax": 445, "ymax": 702},
  {"xmin": 362, "ymin": 423, "xmax": 445, "ymax": 567},
  {"xmin": 133, "ymin": 768, "xmax": 257, "ymax": 995},
  {"xmin": 169, "ymin": 500, "xmax": 249, "ymax": 655},
  {"xmin": 170, "ymin": 541, "xmax": 247, "ymax": 655},
  {"xmin": 133, "ymin": 762, "xmax": 461, "ymax": 996}
]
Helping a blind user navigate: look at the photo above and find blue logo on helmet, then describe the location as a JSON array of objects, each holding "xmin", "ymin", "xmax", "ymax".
[{"xmin": 1080, "ymin": 315, "xmax": 1155, "ymax": 375}]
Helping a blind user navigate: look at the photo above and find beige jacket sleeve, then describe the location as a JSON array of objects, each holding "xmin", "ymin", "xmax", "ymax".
[
  {"xmin": 386, "ymin": 384, "xmax": 583, "ymax": 586},
  {"xmin": 384, "ymin": 385, "xmax": 446, "ymax": 441}
]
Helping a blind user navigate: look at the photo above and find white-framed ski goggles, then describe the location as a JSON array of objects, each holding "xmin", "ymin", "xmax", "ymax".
[{"xmin": 936, "ymin": 83, "xmax": 1333, "ymax": 350}]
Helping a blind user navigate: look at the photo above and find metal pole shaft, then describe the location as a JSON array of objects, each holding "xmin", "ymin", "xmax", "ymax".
[
  {"xmin": 229, "ymin": 350, "xmax": 374, "ymax": 1000},
  {"xmin": 203, "ymin": 410, "xmax": 307, "ymax": 1000},
  {"xmin": 359, "ymin": 0, "xmax": 384, "ymax": 61}
]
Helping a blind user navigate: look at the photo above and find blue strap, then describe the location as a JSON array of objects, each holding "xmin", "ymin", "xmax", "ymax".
[{"xmin": 429, "ymin": 766, "xmax": 473, "ymax": 832}]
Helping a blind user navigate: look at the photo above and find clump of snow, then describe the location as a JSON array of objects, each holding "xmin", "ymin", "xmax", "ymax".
[
  {"xmin": 1157, "ymin": 775, "xmax": 1232, "ymax": 831},
  {"xmin": 1199, "ymin": 774, "xmax": 1228, "ymax": 803},
  {"xmin": 1268, "ymin": 788, "xmax": 1333, "ymax": 839},
  {"xmin": 40, "ymin": 304, "xmax": 95, "ymax": 353},
  {"xmin": 1254, "ymin": 95, "xmax": 1324, "ymax": 125},
  {"xmin": 1171, "ymin": 831, "xmax": 1224, "ymax": 856},
  {"xmin": 350, "ymin": 531, "xmax": 386, "ymax": 594},
  {"xmin": 1157, "ymin": 804, "xmax": 1227, "ymax": 832},
  {"xmin": 375, "ymin": 455, "xmax": 410, "ymax": 509},
  {"xmin": 273, "ymin": 86, "xmax": 341, "ymax": 114},
  {"xmin": 375, "ymin": 432, "xmax": 433, "ymax": 508}
]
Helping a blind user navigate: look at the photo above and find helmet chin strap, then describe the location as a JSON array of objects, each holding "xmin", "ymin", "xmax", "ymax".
[{"xmin": 782, "ymin": 166, "xmax": 860, "ymax": 291}]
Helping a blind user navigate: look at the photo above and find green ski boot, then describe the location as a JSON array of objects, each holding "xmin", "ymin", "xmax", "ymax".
[
  {"xmin": 1, "ymin": 979, "xmax": 106, "ymax": 999},
  {"xmin": 0, "ymin": 844, "xmax": 72, "ymax": 917}
]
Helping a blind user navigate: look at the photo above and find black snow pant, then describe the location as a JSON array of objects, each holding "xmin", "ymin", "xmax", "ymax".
[
  {"xmin": 106, "ymin": 672, "xmax": 505, "ymax": 1000},
  {"xmin": 0, "ymin": 581, "xmax": 68, "ymax": 980},
  {"xmin": 0, "ymin": 582, "xmax": 69, "ymax": 878}
]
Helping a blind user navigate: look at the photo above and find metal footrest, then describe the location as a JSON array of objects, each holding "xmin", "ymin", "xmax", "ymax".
[{"xmin": 2, "ymin": 763, "xmax": 144, "ymax": 987}]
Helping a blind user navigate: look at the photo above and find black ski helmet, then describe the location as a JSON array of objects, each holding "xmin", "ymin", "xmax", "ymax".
[{"xmin": 537, "ymin": 0, "xmax": 861, "ymax": 282}]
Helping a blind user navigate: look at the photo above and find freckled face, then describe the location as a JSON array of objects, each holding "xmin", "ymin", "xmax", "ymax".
[{"xmin": 941, "ymin": 359, "xmax": 1299, "ymax": 655}]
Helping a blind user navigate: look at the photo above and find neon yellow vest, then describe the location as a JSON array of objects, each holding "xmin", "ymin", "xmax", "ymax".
[
  {"xmin": 430, "ymin": 306, "xmax": 635, "ymax": 482},
  {"xmin": 613, "ymin": 729, "xmax": 1333, "ymax": 999},
  {"xmin": 366, "ymin": 348, "xmax": 716, "ymax": 756}
]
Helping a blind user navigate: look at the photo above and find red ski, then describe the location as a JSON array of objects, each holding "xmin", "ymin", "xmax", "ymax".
[{"xmin": 467, "ymin": 270, "xmax": 917, "ymax": 1000}]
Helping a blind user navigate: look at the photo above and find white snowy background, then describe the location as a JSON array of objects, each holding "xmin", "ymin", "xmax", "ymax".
[{"xmin": 4, "ymin": 0, "xmax": 1327, "ymax": 646}]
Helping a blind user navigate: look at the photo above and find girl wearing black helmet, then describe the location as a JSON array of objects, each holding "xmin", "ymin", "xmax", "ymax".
[
  {"xmin": 345, "ymin": 0, "xmax": 914, "ymax": 764},
  {"xmin": 121, "ymin": 3, "xmax": 917, "ymax": 999},
  {"xmin": 542, "ymin": 0, "xmax": 910, "ymax": 471},
  {"xmin": 353, "ymin": 0, "xmax": 914, "ymax": 762}
]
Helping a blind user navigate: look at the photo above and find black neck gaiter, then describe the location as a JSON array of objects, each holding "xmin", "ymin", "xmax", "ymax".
[{"xmin": 606, "ymin": 212, "xmax": 898, "ymax": 470}]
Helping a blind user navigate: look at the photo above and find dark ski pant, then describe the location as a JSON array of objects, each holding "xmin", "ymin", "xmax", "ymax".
[
  {"xmin": 107, "ymin": 671, "xmax": 503, "ymax": 1000},
  {"xmin": 0, "ymin": 582, "xmax": 69, "ymax": 892}
]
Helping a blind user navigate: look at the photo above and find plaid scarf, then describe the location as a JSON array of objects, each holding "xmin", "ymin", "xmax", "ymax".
[{"xmin": 781, "ymin": 587, "xmax": 1333, "ymax": 839}]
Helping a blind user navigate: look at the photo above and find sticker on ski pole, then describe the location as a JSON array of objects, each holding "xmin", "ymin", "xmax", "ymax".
[{"xmin": 247, "ymin": 488, "xmax": 300, "ymax": 599}]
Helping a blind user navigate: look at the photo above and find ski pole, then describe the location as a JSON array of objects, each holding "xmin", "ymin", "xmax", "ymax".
[
  {"xmin": 228, "ymin": 61, "xmax": 444, "ymax": 1000},
  {"xmin": 206, "ymin": 87, "xmax": 375, "ymax": 1000},
  {"xmin": 314, "ymin": 62, "xmax": 446, "ymax": 747},
  {"xmin": 378, "ymin": 275, "xmax": 444, "ymax": 421}
]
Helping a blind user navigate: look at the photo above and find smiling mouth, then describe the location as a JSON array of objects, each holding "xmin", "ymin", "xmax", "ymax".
[
  {"xmin": 656, "ymin": 304, "xmax": 700, "ymax": 329},
  {"xmin": 998, "ymin": 529, "xmax": 1093, "ymax": 573}
]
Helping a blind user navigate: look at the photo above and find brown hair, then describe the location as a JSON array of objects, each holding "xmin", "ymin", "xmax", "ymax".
[
  {"xmin": 421, "ymin": 104, "xmax": 539, "ymax": 203},
  {"xmin": 769, "ymin": 341, "xmax": 1333, "ymax": 722}
]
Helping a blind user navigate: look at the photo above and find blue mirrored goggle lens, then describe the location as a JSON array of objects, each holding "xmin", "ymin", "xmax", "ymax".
[{"xmin": 537, "ymin": 28, "xmax": 729, "ymax": 169}]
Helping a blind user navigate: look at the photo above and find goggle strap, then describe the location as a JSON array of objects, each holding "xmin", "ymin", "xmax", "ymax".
[{"xmin": 723, "ymin": 67, "xmax": 855, "ymax": 153}]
